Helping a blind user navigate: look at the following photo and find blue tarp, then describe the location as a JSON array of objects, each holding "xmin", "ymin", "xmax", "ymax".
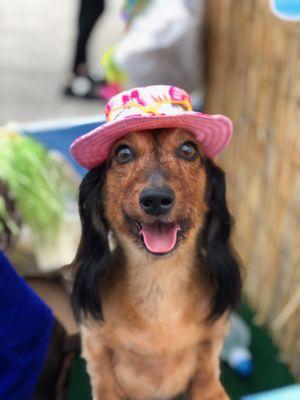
[
  {"xmin": 242, "ymin": 384, "xmax": 300, "ymax": 400},
  {"xmin": 23, "ymin": 118, "xmax": 104, "ymax": 176}
]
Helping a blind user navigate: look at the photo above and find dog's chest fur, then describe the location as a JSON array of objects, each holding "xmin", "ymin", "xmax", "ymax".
[{"xmin": 81, "ymin": 246, "xmax": 213, "ymax": 399}]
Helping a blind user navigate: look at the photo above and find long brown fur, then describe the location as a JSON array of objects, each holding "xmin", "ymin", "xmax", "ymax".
[{"xmin": 79, "ymin": 128, "xmax": 232, "ymax": 400}]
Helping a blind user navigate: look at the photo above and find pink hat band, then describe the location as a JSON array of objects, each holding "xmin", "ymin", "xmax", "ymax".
[
  {"xmin": 105, "ymin": 86, "xmax": 193, "ymax": 122},
  {"xmin": 70, "ymin": 85, "xmax": 233, "ymax": 169}
]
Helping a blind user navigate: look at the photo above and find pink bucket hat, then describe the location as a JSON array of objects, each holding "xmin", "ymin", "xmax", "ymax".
[{"xmin": 70, "ymin": 85, "xmax": 233, "ymax": 169}]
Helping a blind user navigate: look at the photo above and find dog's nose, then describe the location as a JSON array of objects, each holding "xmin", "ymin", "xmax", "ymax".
[{"xmin": 139, "ymin": 187, "xmax": 174, "ymax": 216}]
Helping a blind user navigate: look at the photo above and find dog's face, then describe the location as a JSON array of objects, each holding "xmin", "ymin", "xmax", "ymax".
[
  {"xmin": 104, "ymin": 128, "xmax": 208, "ymax": 256},
  {"xmin": 72, "ymin": 127, "xmax": 242, "ymax": 321}
]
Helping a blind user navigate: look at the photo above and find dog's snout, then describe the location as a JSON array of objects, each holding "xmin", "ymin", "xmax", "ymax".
[{"xmin": 140, "ymin": 187, "xmax": 174, "ymax": 216}]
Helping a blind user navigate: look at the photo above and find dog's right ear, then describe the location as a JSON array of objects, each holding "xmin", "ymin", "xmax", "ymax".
[{"xmin": 71, "ymin": 164, "xmax": 110, "ymax": 322}]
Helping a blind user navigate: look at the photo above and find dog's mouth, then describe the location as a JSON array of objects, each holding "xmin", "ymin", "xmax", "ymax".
[{"xmin": 136, "ymin": 221, "xmax": 181, "ymax": 254}]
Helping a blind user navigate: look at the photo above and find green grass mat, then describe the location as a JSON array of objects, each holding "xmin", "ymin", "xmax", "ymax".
[
  {"xmin": 68, "ymin": 303, "xmax": 295, "ymax": 400},
  {"xmin": 220, "ymin": 302, "xmax": 294, "ymax": 399}
]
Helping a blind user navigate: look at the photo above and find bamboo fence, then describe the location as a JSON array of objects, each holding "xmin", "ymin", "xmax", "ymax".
[{"xmin": 204, "ymin": 0, "xmax": 300, "ymax": 377}]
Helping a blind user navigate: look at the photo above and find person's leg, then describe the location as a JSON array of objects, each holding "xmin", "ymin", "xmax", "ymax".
[
  {"xmin": 27, "ymin": 277, "xmax": 78, "ymax": 336},
  {"xmin": 27, "ymin": 278, "xmax": 80, "ymax": 399},
  {"xmin": 64, "ymin": 0, "xmax": 105, "ymax": 99},
  {"xmin": 72, "ymin": 0, "xmax": 105, "ymax": 76}
]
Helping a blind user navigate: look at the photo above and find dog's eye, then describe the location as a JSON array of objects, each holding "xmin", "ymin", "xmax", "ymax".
[
  {"xmin": 177, "ymin": 141, "xmax": 198, "ymax": 161},
  {"xmin": 114, "ymin": 144, "xmax": 135, "ymax": 163}
]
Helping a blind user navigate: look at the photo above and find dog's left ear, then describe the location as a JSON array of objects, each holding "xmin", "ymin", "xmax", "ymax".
[
  {"xmin": 71, "ymin": 164, "xmax": 110, "ymax": 322},
  {"xmin": 199, "ymin": 158, "xmax": 242, "ymax": 321}
]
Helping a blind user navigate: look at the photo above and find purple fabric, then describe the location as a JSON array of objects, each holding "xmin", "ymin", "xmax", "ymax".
[{"xmin": 0, "ymin": 251, "xmax": 54, "ymax": 400}]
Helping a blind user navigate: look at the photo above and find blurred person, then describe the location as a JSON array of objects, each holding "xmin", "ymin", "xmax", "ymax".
[
  {"xmin": 0, "ymin": 250, "xmax": 54, "ymax": 400},
  {"xmin": 64, "ymin": 0, "xmax": 106, "ymax": 99},
  {"xmin": 0, "ymin": 180, "xmax": 54, "ymax": 399},
  {"xmin": 0, "ymin": 182, "xmax": 79, "ymax": 399},
  {"xmin": 0, "ymin": 133, "xmax": 80, "ymax": 399}
]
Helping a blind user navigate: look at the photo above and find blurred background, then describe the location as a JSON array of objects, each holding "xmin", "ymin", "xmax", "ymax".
[
  {"xmin": 0, "ymin": 1, "xmax": 299, "ymax": 399},
  {"xmin": 0, "ymin": 0, "xmax": 124, "ymax": 123}
]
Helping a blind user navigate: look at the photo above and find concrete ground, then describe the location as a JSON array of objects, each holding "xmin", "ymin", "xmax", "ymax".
[{"xmin": 0, "ymin": 0, "xmax": 123, "ymax": 125}]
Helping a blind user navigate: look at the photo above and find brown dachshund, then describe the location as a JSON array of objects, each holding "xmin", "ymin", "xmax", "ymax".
[{"xmin": 72, "ymin": 128, "xmax": 242, "ymax": 400}]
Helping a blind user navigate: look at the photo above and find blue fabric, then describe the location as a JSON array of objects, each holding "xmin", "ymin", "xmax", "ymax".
[{"xmin": 0, "ymin": 251, "xmax": 54, "ymax": 400}]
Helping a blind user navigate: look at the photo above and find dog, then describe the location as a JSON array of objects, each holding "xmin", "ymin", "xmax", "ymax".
[{"xmin": 71, "ymin": 126, "xmax": 242, "ymax": 400}]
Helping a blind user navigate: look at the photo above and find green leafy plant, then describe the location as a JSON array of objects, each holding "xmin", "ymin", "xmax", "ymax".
[{"xmin": 0, "ymin": 128, "xmax": 75, "ymax": 239}]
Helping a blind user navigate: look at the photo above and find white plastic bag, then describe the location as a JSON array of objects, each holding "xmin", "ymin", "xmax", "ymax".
[{"xmin": 115, "ymin": 0, "xmax": 204, "ymax": 98}]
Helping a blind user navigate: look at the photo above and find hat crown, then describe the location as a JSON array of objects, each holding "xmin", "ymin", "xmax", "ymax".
[{"xmin": 105, "ymin": 85, "xmax": 193, "ymax": 123}]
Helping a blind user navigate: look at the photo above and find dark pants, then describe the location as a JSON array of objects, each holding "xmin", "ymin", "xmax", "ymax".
[{"xmin": 73, "ymin": 0, "xmax": 105, "ymax": 73}]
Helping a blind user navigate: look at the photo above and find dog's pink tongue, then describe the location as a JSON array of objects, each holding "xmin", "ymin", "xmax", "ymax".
[{"xmin": 140, "ymin": 222, "xmax": 180, "ymax": 254}]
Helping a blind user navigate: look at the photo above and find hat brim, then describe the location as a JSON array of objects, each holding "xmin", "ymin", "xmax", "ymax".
[{"xmin": 70, "ymin": 112, "xmax": 233, "ymax": 169}]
